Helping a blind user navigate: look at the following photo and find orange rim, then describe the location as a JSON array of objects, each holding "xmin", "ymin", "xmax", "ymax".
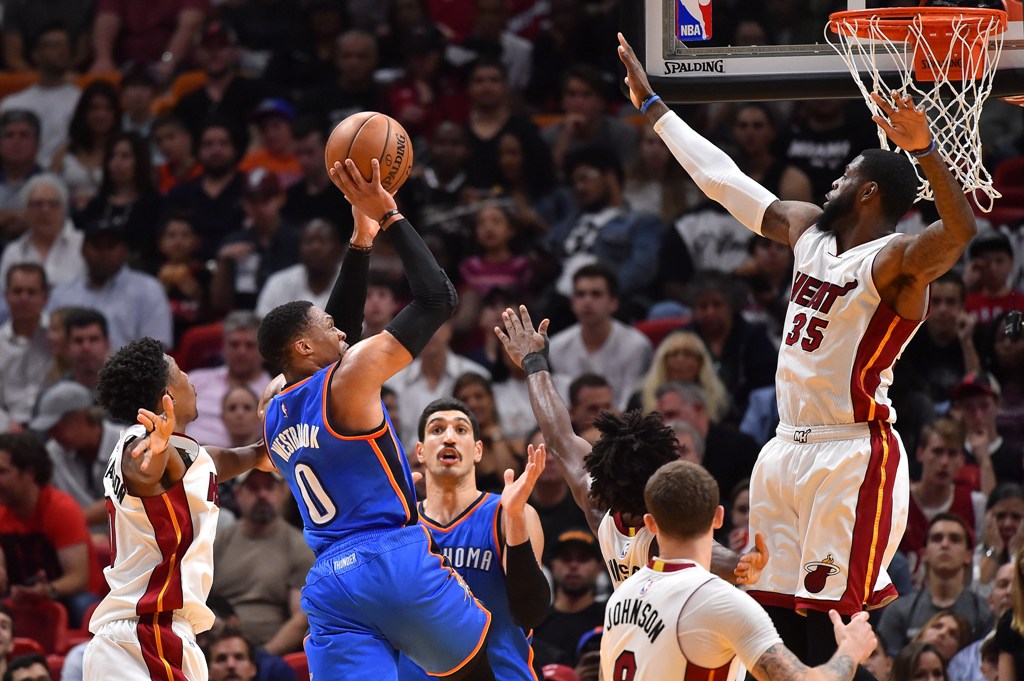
[{"xmin": 829, "ymin": 7, "xmax": 1008, "ymax": 42}]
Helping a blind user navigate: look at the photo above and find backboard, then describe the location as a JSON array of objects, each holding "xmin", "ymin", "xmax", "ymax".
[{"xmin": 623, "ymin": 0, "xmax": 1024, "ymax": 103}]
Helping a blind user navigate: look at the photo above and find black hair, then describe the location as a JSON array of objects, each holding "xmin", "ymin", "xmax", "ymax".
[
  {"xmin": 98, "ymin": 131, "xmax": 155, "ymax": 198},
  {"xmin": 467, "ymin": 55, "xmax": 508, "ymax": 81},
  {"xmin": 497, "ymin": 126, "xmax": 557, "ymax": 201},
  {"xmin": 291, "ymin": 115, "xmax": 327, "ymax": 141},
  {"xmin": 986, "ymin": 482, "xmax": 1024, "ymax": 511},
  {"xmin": 562, "ymin": 63, "xmax": 613, "ymax": 101},
  {"xmin": 68, "ymin": 80, "xmax": 122, "ymax": 155},
  {"xmin": 199, "ymin": 116, "xmax": 245, "ymax": 159},
  {"xmin": 572, "ymin": 263, "xmax": 619, "ymax": 298},
  {"xmin": 29, "ymin": 21, "xmax": 70, "ymax": 53},
  {"xmin": 97, "ymin": 337, "xmax": 170, "ymax": 425},
  {"xmin": 686, "ymin": 269, "xmax": 746, "ymax": 312},
  {"xmin": 417, "ymin": 397, "xmax": 482, "ymax": 441},
  {"xmin": 257, "ymin": 300, "xmax": 315, "ymax": 371},
  {"xmin": 64, "ymin": 307, "xmax": 108, "ymax": 339},
  {"xmin": 4, "ymin": 653, "xmax": 49, "ymax": 681},
  {"xmin": 932, "ymin": 270, "xmax": 966, "ymax": 302},
  {"xmin": 151, "ymin": 113, "xmax": 190, "ymax": 136},
  {"xmin": 857, "ymin": 148, "xmax": 918, "ymax": 223},
  {"xmin": 568, "ymin": 373, "xmax": 611, "ymax": 407},
  {"xmin": 158, "ymin": 211, "xmax": 197, "ymax": 237},
  {"xmin": 926, "ymin": 511, "xmax": 974, "ymax": 550},
  {"xmin": 564, "ymin": 145, "xmax": 624, "ymax": 187},
  {"xmin": 367, "ymin": 271, "xmax": 399, "ymax": 296},
  {"xmin": 0, "ymin": 432, "xmax": 52, "ymax": 486},
  {"xmin": 585, "ymin": 410, "xmax": 681, "ymax": 517},
  {"xmin": 206, "ymin": 626, "xmax": 255, "ymax": 664},
  {"xmin": 5, "ymin": 262, "xmax": 47, "ymax": 290}
]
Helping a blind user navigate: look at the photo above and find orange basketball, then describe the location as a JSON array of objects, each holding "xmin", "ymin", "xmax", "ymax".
[{"xmin": 325, "ymin": 112, "xmax": 414, "ymax": 195}]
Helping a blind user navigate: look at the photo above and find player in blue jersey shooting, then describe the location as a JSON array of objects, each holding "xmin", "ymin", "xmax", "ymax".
[{"xmin": 258, "ymin": 158, "xmax": 497, "ymax": 681}]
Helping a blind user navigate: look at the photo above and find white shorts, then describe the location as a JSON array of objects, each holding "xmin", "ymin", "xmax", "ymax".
[
  {"xmin": 746, "ymin": 422, "xmax": 909, "ymax": 616},
  {"xmin": 83, "ymin": 616, "xmax": 207, "ymax": 681}
]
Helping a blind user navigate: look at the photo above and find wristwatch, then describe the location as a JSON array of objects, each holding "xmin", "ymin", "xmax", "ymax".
[
  {"xmin": 161, "ymin": 51, "xmax": 176, "ymax": 64},
  {"xmin": 984, "ymin": 545, "xmax": 998, "ymax": 559}
]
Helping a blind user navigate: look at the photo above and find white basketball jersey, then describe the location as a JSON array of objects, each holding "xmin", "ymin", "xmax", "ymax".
[
  {"xmin": 598, "ymin": 512, "xmax": 655, "ymax": 588},
  {"xmin": 775, "ymin": 229, "xmax": 925, "ymax": 427},
  {"xmin": 90, "ymin": 425, "xmax": 219, "ymax": 634}
]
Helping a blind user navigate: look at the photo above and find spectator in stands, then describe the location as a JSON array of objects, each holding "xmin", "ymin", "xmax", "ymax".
[
  {"xmin": 222, "ymin": 0, "xmax": 303, "ymax": 79},
  {"xmin": 912, "ymin": 610, "xmax": 971, "ymax": 664},
  {"xmin": 282, "ymin": 119, "xmax": 351, "ymax": 237},
  {"xmin": 211, "ymin": 168, "xmax": 300, "ymax": 313},
  {"xmin": 363, "ymin": 271, "xmax": 400, "ymax": 338},
  {"xmin": 492, "ymin": 125, "xmax": 559, "ymax": 222},
  {"xmin": 164, "ymin": 119, "xmax": 247, "ymax": 261},
  {"xmin": 0, "ymin": 264, "xmax": 53, "ymax": 427},
  {"xmin": 119, "ymin": 69, "xmax": 159, "ymax": 142},
  {"xmin": 548, "ymin": 264, "xmax": 653, "ymax": 410},
  {"xmin": 527, "ymin": 429, "xmax": 589, "ymax": 567},
  {"xmin": 296, "ymin": 30, "xmax": 387, "ymax": 131},
  {"xmin": 31, "ymin": 381, "xmax": 119, "ymax": 530},
  {"xmin": 240, "ymin": 99, "xmax": 301, "ymax": 187},
  {"xmin": 221, "ymin": 385, "xmax": 262, "ymax": 448},
  {"xmin": 197, "ymin": 600, "xmax": 294, "ymax": 681},
  {"xmin": 452, "ymin": 371, "xmax": 523, "ymax": 492},
  {"xmin": 954, "ymin": 371, "xmax": 1023, "ymax": 491},
  {"xmin": 878, "ymin": 513, "xmax": 994, "ymax": 655},
  {"xmin": 546, "ymin": 147, "xmax": 664, "ymax": 302},
  {"xmin": 631, "ymin": 330, "xmax": 729, "ymax": 423},
  {"xmin": 653, "ymin": 382, "xmax": 760, "ymax": 505},
  {"xmin": 0, "ymin": 432, "xmax": 102, "ymax": 626},
  {"xmin": 454, "ymin": 0, "xmax": 532, "ymax": 94},
  {"xmin": 566, "ymin": 373, "xmax": 613, "ymax": 438},
  {"xmin": 255, "ymin": 218, "xmax": 342, "ymax": 318},
  {"xmin": 862, "ymin": 631, "xmax": 892, "ymax": 681},
  {"xmin": 48, "ymin": 221, "xmax": 172, "ymax": 350},
  {"xmin": 206, "ymin": 628, "xmax": 258, "ymax": 681},
  {"xmin": 455, "ymin": 203, "xmax": 532, "ymax": 314},
  {"xmin": 154, "ymin": 213, "xmax": 210, "ymax": 346},
  {"xmin": 542, "ymin": 65, "xmax": 636, "ymax": 176},
  {"xmin": 975, "ymin": 484, "xmax": 1024, "ymax": 593},
  {"xmin": 90, "ymin": 0, "xmax": 207, "ymax": 83},
  {"xmin": 891, "ymin": 271, "xmax": 981, "ymax": 455},
  {"xmin": 684, "ymin": 270, "xmax": 778, "ymax": 417},
  {"xmin": 988, "ymin": 309, "xmax": 1024, "ymax": 452},
  {"xmin": 949, "ymin": 559, "xmax": 1014, "ymax": 680},
  {"xmin": 533, "ymin": 529, "xmax": 606, "ymax": 667},
  {"xmin": 0, "ymin": 175, "xmax": 85, "ymax": 301},
  {"xmin": 186, "ymin": 310, "xmax": 272, "ymax": 448},
  {"xmin": 0, "ymin": 604, "xmax": 10, "ymax": 679},
  {"xmin": 386, "ymin": 321, "xmax": 490, "ymax": 448},
  {"xmin": 889, "ymin": 643, "xmax": 948, "ymax": 681},
  {"xmin": 50, "ymin": 80, "xmax": 122, "ymax": 213},
  {"xmin": 52, "ymin": 307, "xmax": 109, "ymax": 396},
  {"xmin": 76, "ymin": 132, "xmax": 164, "ymax": 268},
  {"xmin": 3, "ymin": 4, "xmax": 93, "ymax": 73},
  {"xmin": 735, "ymin": 235, "xmax": 794, "ymax": 346},
  {"xmin": 212, "ymin": 470, "xmax": 314, "ymax": 655},
  {"xmin": 0, "ymin": 110, "xmax": 43, "ymax": 227},
  {"xmin": 964, "ymin": 231, "xmax": 1022, "ymax": 326},
  {"xmin": 4, "ymin": 653, "xmax": 51, "ymax": 681},
  {"xmin": 173, "ymin": 20, "xmax": 268, "ymax": 144},
  {"xmin": 731, "ymin": 103, "xmax": 813, "ymax": 202},
  {"xmin": 725, "ymin": 478, "xmax": 750, "ymax": 552},
  {"xmin": 399, "ymin": 121, "xmax": 472, "ymax": 236},
  {"xmin": 264, "ymin": 0, "xmax": 348, "ymax": 103},
  {"xmin": 666, "ymin": 418, "xmax": 704, "ymax": 465},
  {"xmin": 0, "ymin": 25, "xmax": 80, "ymax": 167},
  {"xmin": 623, "ymin": 125, "xmax": 699, "ymax": 226},
  {"xmin": 901, "ymin": 418, "xmax": 986, "ymax": 586},
  {"xmin": 152, "ymin": 115, "xmax": 201, "ymax": 195},
  {"xmin": 994, "ymin": 543, "xmax": 1024, "ymax": 678}
]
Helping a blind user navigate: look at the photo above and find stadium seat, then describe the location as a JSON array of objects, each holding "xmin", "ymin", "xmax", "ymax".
[
  {"xmin": 632, "ymin": 317, "xmax": 690, "ymax": 348},
  {"xmin": 4, "ymin": 597, "xmax": 68, "ymax": 654},
  {"xmin": 170, "ymin": 70, "xmax": 207, "ymax": 102},
  {"xmin": 76, "ymin": 71, "xmax": 122, "ymax": 89},
  {"xmin": 0, "ymin": 71, "xmax": 40, "ymax": 100},
  {"xmin": 9, "ymin": 637, "xmax": 46, "ymax": 657},
  {"xmin": 283, "ymin": 652, "xmax": 308, "ymax": 681},
  {"xmin": 46, "ymin": 653, "xmax": 65, "ymax": 678},
  {"xmin": 65, "ymin": 600, "xmax": 99, "ymax": 650},
  {"xmin": 174, "ymin": 321, "xmax": 224, "ymax": 372}
]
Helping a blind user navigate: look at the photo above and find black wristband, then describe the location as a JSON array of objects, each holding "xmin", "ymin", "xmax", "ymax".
[
  {"xmin": 521, "ymin": 352, "xmax": 550, "ymax": 376},
  {"xmin": 378, "ymin": 208, "xmax": 401, "ymax": 226}
]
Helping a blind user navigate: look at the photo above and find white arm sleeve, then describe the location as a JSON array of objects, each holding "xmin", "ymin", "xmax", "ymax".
[{"xmin": 653, "ymin": 110, "xmax": 780, "ymax": 235}]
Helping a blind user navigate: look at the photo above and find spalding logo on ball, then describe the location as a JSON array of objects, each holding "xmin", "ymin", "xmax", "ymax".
[{"xmin": 325, "ymin": 112, "xmax": 415, "ymax": 195}]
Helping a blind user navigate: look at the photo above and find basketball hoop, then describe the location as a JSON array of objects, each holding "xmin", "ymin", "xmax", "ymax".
[{"xmin": 827, "ymin": 7, "xmax": 1008, "ymax": 211}]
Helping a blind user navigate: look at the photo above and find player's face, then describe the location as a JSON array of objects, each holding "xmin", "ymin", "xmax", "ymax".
[
  {"xmin": 819, "ymin": 157, "xmax": 864, "ymax": 232},
  {"xmin": 208, "ymin": 636, "xmax": 257, "ymax": 681},
  {"xmin": 916, "ymin": 435, "xmax": 963, "ymax": 486},
  {"xmin": 166, "ymin": 357, "xmax": 199, "ymax": 425},
  {"xmin": 910, "ymin": 651, "xmax": 945, "ymax": 681},
  {"xmin": 990, "ymin": 497, "xmax": 1024, "ymax": 546},
  {"xmin": 417, "ymin": 410, "xmax": 482, "ymax": 480},
  {"xmin": 306, "ymin": 307, "xmax": 347, "ymax": 367}
]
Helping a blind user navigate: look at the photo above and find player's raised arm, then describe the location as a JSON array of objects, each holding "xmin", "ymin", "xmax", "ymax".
[
  {"xmin": 495, "ymin": 305, "xmax": 605, "ymax": 534},
  {"xmin": 616, "ymin": 32, "xmax": 821, "ymax": 248},
  {"xmin": 870, "ymin": 91, "xmax": 977, "ymax": 312},
  {"xmin": 500, "ymin": 443, "xmax": 551, "ymax": 629},
  {"xmin": 128, "ymin": 394, "xmax": 187, "ymax": 496}
]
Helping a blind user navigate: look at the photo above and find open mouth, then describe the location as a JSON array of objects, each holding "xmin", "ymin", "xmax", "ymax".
[{"xmin": 438, "ymin": 448, "xmax": 460, "ymax": 463}]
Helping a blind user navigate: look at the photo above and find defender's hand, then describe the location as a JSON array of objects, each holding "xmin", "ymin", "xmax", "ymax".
[
  {"xmin": 494, "ymin": 305, "xmax": 549, "ymax": 367},
  {"xmin": 501, "ymin": 444, "xmax": 547, "ymax": 518},
  {"xmin": 617, "ymin": 32, "xmax": 655, "ymax": 110},
  {"xmin": 734, "ymin": 532, "xmax": 768, "ymax": 585},
  {"xmin": 870, "ymin": 91, "xmax": 932, "ymax": 153},
  {"xmin": 133, "ymin": 394, "xmax": 176, "ymax": 473}
]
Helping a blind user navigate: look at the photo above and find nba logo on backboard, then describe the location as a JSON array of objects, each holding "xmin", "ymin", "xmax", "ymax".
[{"xmin": 677, "ymin": 0, "xmax": 712, "ymax": 41}]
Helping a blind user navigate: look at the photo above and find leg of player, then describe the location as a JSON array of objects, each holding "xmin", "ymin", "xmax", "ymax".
[{"xmin": 439, "ymin": 646, "xmax": 496, "ymax": 681}]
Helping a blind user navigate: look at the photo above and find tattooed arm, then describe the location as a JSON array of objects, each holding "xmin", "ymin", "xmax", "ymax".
[{"xmin": 750, "ymin": 612, "xmax": 874, "ymax": 681}]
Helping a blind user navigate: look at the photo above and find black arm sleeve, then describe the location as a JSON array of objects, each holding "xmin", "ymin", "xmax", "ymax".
[
  {"xmin": 504, "ymin": 540, "xmax": 551, "ymax": 629},
  {"xmin": 324, "ymin": 246, "xmax": 370, "ymax": 343},
  {"xmin": 383, "ymin": 218, "xmax": 458, "ymax": 357}
]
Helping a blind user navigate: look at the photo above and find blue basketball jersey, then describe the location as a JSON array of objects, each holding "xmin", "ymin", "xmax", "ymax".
[
  {"xmin": 264, "ymin": 362, "xmax": 417, "ymax": 555},
  {"xmin": 398, "ymin": 493, "xmax": 536, "ymax": 681}
]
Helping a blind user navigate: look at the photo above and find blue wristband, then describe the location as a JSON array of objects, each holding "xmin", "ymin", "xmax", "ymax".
[
  {"xmin": 640, "ymin": 94, "xmax": 662, "ymax": 114},
  {"xmin": 910, "ymin": 139, "xmax": 936, "ymax": 157}
]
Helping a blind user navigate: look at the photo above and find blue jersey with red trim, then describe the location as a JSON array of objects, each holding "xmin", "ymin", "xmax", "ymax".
[
  {"xmin": 264, "ymin": 362, "xmax": 417, "ymax": 555},
  {"xmin": 398, "ymin": 493, "xmax": 536, "ymax": 681}
]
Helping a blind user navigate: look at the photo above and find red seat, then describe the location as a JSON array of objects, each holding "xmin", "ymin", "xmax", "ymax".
[
  {"xmin": 173, "ymin": 321, "xmax": 224, "ymax": 372},
  {"xmin": 994, "ymin": 156, "xmax": 1024, "ymax": 200},
  {"xmin": 4, "ymin": 598, "xmax": 69, "ymax": 654},
  {"xmin": 65, "ymin": 600, "xmax": 99, "ymax": 650},
  {"xmin": 632, "ymin": 317, "xmax": 690, "ymax": 348},
  {"xmin": 9, "ymin": 637, "xmax": 46, "ymax": 657},
  {"xmin": 283, "ymin": 652, "xmax": 308, "ymax": 681},
  {"xmin": 46, "ymin": 653, "xmax": 65, "ymax": 678}
]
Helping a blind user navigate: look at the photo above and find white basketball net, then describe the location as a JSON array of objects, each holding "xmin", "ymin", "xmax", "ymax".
[{"xmin": 826, "ymin": 11, "xmax": 1006, "ymax": 211}]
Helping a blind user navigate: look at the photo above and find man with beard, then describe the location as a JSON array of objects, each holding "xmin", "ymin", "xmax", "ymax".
[
  {"xmin": 616, "ymin": 34, "xmax": 979, "ymax": 672},
  {"xmin": 165, "ymin": 120, "xmax": 247, "ymax": 261},
  {"xmin": 211, "ymin": 468, "xmax": 314, "ymax": 656}
]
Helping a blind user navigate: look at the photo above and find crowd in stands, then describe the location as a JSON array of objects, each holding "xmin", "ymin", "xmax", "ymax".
[{"xmin": 0, "ymin": 0, "xmax": 1022, "ymax": 680}]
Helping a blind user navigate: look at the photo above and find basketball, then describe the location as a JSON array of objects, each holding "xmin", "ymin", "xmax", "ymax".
[{"xmin": 325, "ymin": 112, "xmax": 415, "ymax": 194}]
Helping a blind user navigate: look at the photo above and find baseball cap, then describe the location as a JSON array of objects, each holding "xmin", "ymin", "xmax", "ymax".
[
  {"xmin": 243, "ymin": 168, "xmax": 282, "ymax": 199},
  {"xmin": 82, "ymin": 220, "xmax": 128, "ymax": 243},
  {"xmin": 541, "ymin": 664, "xmax": 579, "ymax": 681},
  {"xmin": 952, "ymin": 371, "xmax": 1002, "ymax": 401},
  {"xmin": 552, "ymin": 529, "xmax": 602, "ymax": 561},
  {"xmin": 235, "ymin": 468, "xmax": 284, "ymax": 485},
  {"xmin": 250, "ymin": 98, "xmax": 295, "ymax": 124},
  {"xmin": 968, "ymin": 230, "xmax": 1013, "ymax": 259},
  {"xmin": 199, "ymin": 21, "xmax": 238, "ymax": 49},
  {"xmin": 29, "ymin": 381, "xmax": 94, "ymax": 432}
]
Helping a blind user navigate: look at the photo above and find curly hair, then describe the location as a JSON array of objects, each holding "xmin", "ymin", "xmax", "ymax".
[
  {"xmin": 584, "ymin": 410, "xmax": 681, "ymax": 517},
  {"xmin": 97, "ymin": 337, "xmax": 169, "ymax": 425},
  {"xmin": 258, "ymin": 301, "xmax": 314, "ymax": 371}
]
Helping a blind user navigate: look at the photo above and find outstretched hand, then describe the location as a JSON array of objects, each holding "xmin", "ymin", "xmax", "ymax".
[
  {"xmin": 734, "ymin": 532, "xmax": 768, "ymax": 585},
  {"xmin": 133, "ymin": 394, "xmax": 176, "ymax": 473},
  {"xmin": 616, "ymin": 32, "xmax": 654, "ymax": 110},
  {"xmin": 501, "ymin": 444, "xmax": 547, "ymax": 518},
  {"xmin": 870, "ymin": 91, "xmax": 932, "ymax": 153},
  {"xmin": 494, "ymin": 305, "xmax": 550, "ymax": 368}
]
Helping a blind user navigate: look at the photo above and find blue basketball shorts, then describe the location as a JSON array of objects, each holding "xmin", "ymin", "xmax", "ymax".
[{"xmin": 301, "ymin": 524, "xmax": 492, "ymax": 680}]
